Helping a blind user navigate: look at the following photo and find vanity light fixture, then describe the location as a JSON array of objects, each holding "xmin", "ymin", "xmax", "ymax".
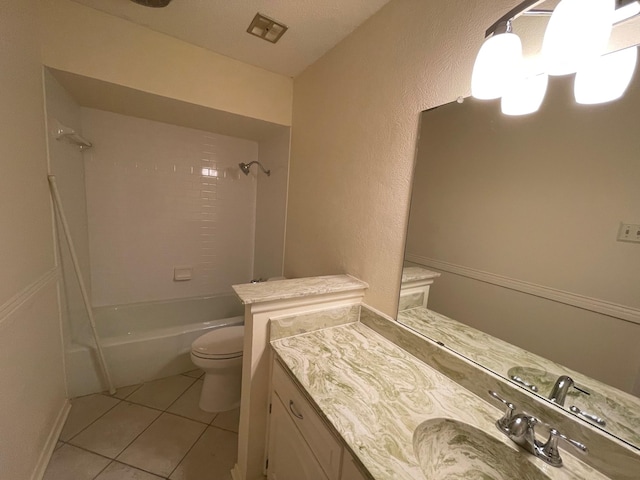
[
  {"xmin": 541, "ymin": 0, "xmax": 614, "ymax": 76},
  {"xmin": 471, "ymin": 20, "xmax": 523, "ymax": 100},
  {"xmin": 472, "ymin": 0, "xmax": 640, "ymax": 115},
  {"xmin": 574, "ymin": 45, "xmax": 638, "ymax": 104}
]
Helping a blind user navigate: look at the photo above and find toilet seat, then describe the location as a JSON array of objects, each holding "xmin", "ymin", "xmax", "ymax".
[{"xmin": 191, "ymin": 325, "xmax": 244, "ymax": 360}]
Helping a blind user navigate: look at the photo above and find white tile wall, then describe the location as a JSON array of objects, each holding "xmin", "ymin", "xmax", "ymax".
[{"xmin": 81, "ymin": 108, "xmax": 258, "ymax": 306}]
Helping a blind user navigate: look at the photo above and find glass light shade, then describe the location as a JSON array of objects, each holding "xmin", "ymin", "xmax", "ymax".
[
  {"xmin": 575, "ymin": 46, "xmax": 638, "ymax": 104},
  {"xmin": 542, "ymin": 0, "xmax": 615, "ymax": 76},
  {"xmin": 612, "ymin": 1, "xmax": 640, "ymax": 23},
  {"xmin": 501, "ymin": 74, "xmax": 549, "ymax": 116},
  {"xmin": 471, "ymin": 33, "xmax": 523, "ymax": 100}
]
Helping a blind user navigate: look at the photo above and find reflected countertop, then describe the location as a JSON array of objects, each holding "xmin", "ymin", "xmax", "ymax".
[{"xmin": 397, "ymin": 306, "xmax": 640, "ymax": 448}]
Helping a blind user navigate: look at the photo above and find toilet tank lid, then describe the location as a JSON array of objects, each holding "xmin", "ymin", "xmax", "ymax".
[{"xmin": 192, "ymin": 325, "xmax": 244, "ymax": 356}]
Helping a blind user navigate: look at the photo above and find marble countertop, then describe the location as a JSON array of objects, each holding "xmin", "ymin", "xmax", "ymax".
[
  {"xmin": 232, "ymin": 274, "xmax": 368, "ymax": 305},
  {"xmin": 271, "ymin": 322, "xmax": 607, "ymax": 480},
  {"xmin": 397, "ymin": 307, "xmax": 640, "ymax": 449},
  {"xmin": 401, "ymin": 266, "xmax": 441, "ymax": 283}
]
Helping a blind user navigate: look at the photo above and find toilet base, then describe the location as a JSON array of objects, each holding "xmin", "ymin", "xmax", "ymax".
[{"xmin": 199, "ymin": 363, "xmax": 242, "ymax": 413}]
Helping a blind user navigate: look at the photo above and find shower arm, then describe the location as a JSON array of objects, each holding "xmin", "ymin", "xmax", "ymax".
[{"xmin": 239, "ymin": 161, "xmax": 271, "ymax": 176}]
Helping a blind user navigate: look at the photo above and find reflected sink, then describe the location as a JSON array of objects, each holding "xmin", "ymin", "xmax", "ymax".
[{"xmin": 413, "ymin": 418, "xmax": 550, "ymax": 480}]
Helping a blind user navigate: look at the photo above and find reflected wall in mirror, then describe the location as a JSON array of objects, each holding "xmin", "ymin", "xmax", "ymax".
[{"xmin": 399, "ymin": 49, "xmax": 640, "ymax": 450}]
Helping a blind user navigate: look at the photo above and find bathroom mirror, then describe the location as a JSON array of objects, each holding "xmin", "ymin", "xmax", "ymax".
[{"xmin": 399, "ymin": 41, "xmax": 640, "ymax": 449}]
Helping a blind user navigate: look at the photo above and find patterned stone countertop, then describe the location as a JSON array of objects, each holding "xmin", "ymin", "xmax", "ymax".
[
  {"xmin": 271, "ymin": 322, "xmax": 609, "ymax": 480},
  {"xmin": 232, "ymin": 275, "xmax": 368, "ymax": 305},
  {"xmin": 397, "ymin": 307, "xmax": 640, "ymax": 449},
  {"xmin": 401, "ymin": 266, "xmax": 441, "ymax": 283}
]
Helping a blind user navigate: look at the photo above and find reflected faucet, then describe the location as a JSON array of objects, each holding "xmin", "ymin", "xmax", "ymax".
[{"xmin": 549, "ymin": 375, "xmax": 574, "ymax": 406}]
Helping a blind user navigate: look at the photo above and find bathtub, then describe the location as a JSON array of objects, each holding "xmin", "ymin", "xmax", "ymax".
[{"xmin": 66, "ymin": 293, "xmax": 244, "ymax": 397}]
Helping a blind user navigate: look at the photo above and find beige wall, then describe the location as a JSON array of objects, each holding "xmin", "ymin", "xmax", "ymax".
[
  {"xmin": 286, "ymin": 0, "xmax": 524, "ymax": 314},
  {"xmin": 254, "ymin": 130, "xmax": 291, "ymax": 280},
  {"xmin": 0, "ymin": 1, "xmax": 67, "ymax": 478},
  {"xmin": 39, "ymin": 0, "xmax": 293, "ymax": 127}
]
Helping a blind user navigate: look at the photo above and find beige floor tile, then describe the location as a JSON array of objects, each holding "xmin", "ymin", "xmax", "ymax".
[
  {"xmin": 43, "ymin": 444, "xmax": 110, "ymax": 480},
  {"xmin": 211, "ymin": 407, "xmax": 240, "ymax": 433},
  {"xmin": 109, "ymin": 384, "xmax": 142, "ymax": 400},
  {"xmin": 167, "ymin": 380, "xmax": 215, "ymax": 424},
  {"xmin": 54, "ymin": 441, "xmax": 64, "ymax": 451},
  {"xmin": 60, "ymin": 394, "xmax": 121, "ymax": 441},
  {"xmin": 70, "ymin": 402, "xmax": 161, "ymax": 458},
  {"xmin": 169, "ymin": 426, "xmax": 237, "ymax": 480},
  {"xmin": 181, "ymin": 369, "xmax": 203, "ymax": 379},
  {"xmin": 95, "ymin": 461, "xmax": 164, "ymax": 480},
  {"xmin": 127, "ymin": 375, "xmax": 195, "ymax": 410},
  {"xmin": 117, "ymin": 413, "xmax": 206, "ymax": 477}
]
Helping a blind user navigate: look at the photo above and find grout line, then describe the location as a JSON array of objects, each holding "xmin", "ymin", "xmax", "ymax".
[
  {"xmin": 165, "ymin": 422, "xmax": 209, "ymax": 479},
  {"xmin": 113, "ymin": 409, "xmax": 165, "ymax": 462},
  {"xmin": 108, "ymin": 459, "xmax": 169, "ymax": 479},
  {"xmin": 208, "ymin": 412, "xmax": 220, "ymax": 426},
  {"xmin": 66, "ymin": 396, "xmax": 123, "ymax": 443},
  {"xmin": 90, "ymin": 459, "xmax": 114, "ymax": 480},
  {"xmin": 164, "ymin": 377, "xmax": 198, "ymax": 412}
]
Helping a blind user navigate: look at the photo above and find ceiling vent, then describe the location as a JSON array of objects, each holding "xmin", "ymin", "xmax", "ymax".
[
  {"xmin": 130, "ymin": 0, "xmax": 172, "ymax": 7},
  {"xmin": 246, "ymin": 13, "xmax": 288, "ymax": 44}
]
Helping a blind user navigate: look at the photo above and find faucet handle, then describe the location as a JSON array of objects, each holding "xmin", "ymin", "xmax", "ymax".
[
  {"xmin": 540, "ymin": 428, "xmax": 588, "ymax": 466},
  {"xmin": 488, "ymin": 390, "xmax": 516, "ymax": 432}
]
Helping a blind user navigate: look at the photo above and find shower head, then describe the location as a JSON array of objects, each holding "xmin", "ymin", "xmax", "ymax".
[
  {"xmin": 239, "ymin": 161, "xmax": 271, "ymax": 177},
  {"xmin": 130, "ymin": 0, "xmax": 172, "ymax": 7}
]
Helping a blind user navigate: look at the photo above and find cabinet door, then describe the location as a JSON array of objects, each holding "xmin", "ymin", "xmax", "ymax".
[
  {"xmin": 340, "ymin": 451, "xmax": 369, "ymax": 480},
  {"xmin": 267, "ymin": 396, "xmax": 329, "ymax": 480}
]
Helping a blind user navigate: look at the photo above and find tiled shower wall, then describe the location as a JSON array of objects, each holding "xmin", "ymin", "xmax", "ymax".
[{"xmin": 82, "ymin": 108, "xmax": 259, "ymax": 307}]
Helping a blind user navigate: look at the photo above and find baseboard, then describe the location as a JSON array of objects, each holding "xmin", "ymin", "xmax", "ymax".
[
  {"xmin": 230, "ymin": 464, "xmax": 242, "ymax": 480},
  {"xmin": 31, "ymin": 399, "xmax": 71, "ymax": 480}
]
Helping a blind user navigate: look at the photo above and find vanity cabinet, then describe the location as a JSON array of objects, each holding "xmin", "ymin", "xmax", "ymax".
[{"xmin": 267, "ymin": 360, "xmax": 369, "ymax": 480}]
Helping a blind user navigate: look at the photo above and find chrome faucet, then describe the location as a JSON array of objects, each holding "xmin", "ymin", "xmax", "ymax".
[
  {"xmin": 488, "ymin": 391, "xmax": 588, "ymax": 467},
  {"xmin": 549, "ymin": 375, "xmax": 574, "ymax": 406}
]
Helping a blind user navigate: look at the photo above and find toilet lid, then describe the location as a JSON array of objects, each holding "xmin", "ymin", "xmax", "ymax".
[{"xmin": 192, "ymin": 325, "xmax": 244, "ymax": 358}]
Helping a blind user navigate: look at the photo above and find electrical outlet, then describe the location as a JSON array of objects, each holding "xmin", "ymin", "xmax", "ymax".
[{"xmin": 617, "ymin": 222, "xmax": 640, "ymax": 243}]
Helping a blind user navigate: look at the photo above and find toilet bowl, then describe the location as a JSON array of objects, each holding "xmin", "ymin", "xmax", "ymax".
[{"xmin": 190, "ymin": 325, "xmax": 244, "ymax": 412}]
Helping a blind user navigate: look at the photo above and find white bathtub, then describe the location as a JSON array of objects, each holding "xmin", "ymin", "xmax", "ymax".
[{"xmin": 66, "ymin": 294, "xmax": 244, "ymax": 397}]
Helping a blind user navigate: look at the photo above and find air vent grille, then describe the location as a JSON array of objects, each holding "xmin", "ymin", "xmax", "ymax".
[{"xmin": 246, "ymin": 13, "xmax": 288, "ymax": 44}]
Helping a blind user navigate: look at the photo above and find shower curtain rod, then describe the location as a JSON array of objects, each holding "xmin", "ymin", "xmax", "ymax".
[{"xmin": 48, "ymin": 175, "xmax": 115, "ymax": 395}]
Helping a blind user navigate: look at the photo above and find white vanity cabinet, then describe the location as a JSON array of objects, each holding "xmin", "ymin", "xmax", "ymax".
[{"xmin": 267, "ymin": 360, "xmax": 369, "ymax": 480}]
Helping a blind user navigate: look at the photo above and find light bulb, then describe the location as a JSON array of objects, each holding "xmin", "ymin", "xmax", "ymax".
[
  {"xmin": 471, "ymin": 32, "xmax": 523, "ymax": 100},
  {"xmin": 575, "ymin": 46, "xmax": 638, "ymax": 104},
  {"xmin": 542, "ymin": 0, "xmax": 615, "ymax": 76},
  {"xmin": 501, "ymin": 74, "xmax": 549, "ymax": 116},
  {"xmin": 612, "ymin": 1, "xmax": 640, "ymax": 23}
]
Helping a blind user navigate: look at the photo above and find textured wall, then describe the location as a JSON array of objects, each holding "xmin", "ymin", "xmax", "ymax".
[
  {"xmin": 82, "ymin": 108, "xmax": 259, "ymax": 306},
  {"xmin": 286, "ymin": 0, "xmax": 519, "ymax": 315},
  {"xmin": 39, "ymin": 0, "xmax": 293, "ymax": 126},
  {"xmin": 0, "ymin": 1, "xmax": 67, "ymax": 478}
]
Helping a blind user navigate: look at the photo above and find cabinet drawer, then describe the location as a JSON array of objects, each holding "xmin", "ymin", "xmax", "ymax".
[{"xmin": 272, "ymin": 360, "xmax": 343, "ymax": 480}]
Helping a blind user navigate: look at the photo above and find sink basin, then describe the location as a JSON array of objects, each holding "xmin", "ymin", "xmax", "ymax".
[{"xmin": 413, "ymin": 418, "xmax": 550, "ymax": 480}]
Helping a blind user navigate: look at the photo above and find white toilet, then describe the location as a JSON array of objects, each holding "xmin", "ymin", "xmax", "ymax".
[{"xmin": 190, "ymin": 324, "xmax": 244, "ymax": 412}]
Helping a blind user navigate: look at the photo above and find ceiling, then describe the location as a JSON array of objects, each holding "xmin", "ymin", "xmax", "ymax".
[{"xmin": 71, "ymin": 0, "xmax": 393, "ymax": 77}]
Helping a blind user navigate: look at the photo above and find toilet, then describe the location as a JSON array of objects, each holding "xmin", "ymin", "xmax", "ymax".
[{"xmin": 190, "ymin": 324, "xmax": 244, "ymax": 412}]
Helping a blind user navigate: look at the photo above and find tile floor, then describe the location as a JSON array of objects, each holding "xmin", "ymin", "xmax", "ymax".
[{"xmin": 44, "ymin": 370, "xmax": 239, "ymax": 480}]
